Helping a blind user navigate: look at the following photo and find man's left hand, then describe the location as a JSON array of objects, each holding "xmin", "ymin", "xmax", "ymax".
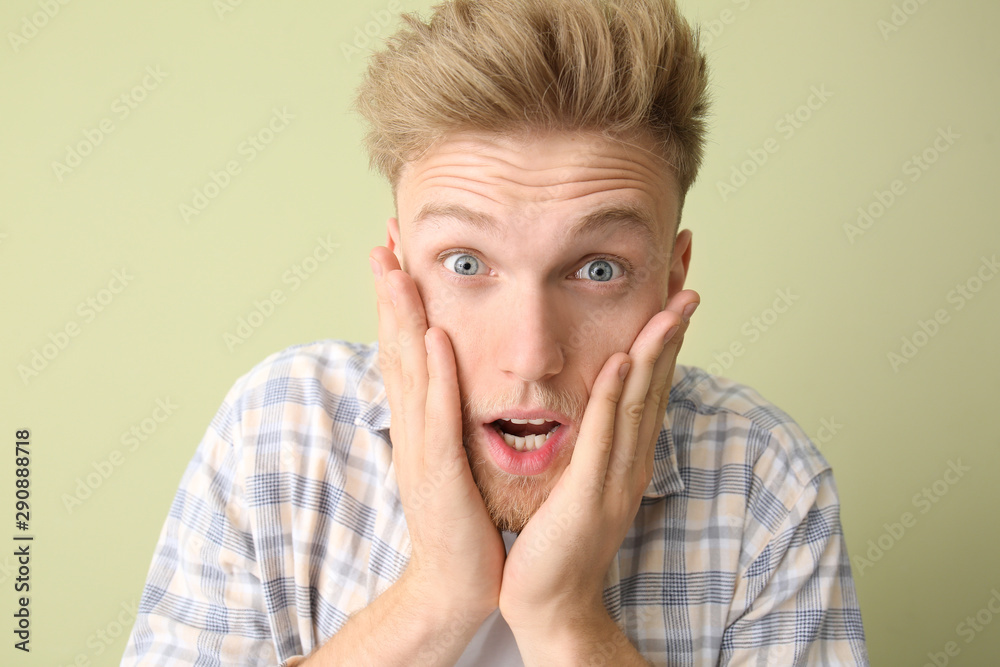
[{"xmin": 499, "ymin": 288, "xmax": 700, "ymax": 665}]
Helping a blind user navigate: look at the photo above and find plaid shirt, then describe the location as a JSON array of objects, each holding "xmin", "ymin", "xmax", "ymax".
[{"xmin": 122, "ymin": 339, "xmax": 868, "ymax": 666}]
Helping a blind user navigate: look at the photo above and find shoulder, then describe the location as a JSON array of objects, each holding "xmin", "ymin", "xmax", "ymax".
[
  {"xmin": 228, "ymin": 339, "xmax": 379, "ymax": 400},
  {"xmin": 669, "ymin": 364, "xmax": 831, "ymax": 500},
  {"xmin": 209, "ymin": 339, "xmax": 387, "ymax": 457},
  {"xmin": 220, "ymin": 339, "xmax": 381, "ymax": 417}
]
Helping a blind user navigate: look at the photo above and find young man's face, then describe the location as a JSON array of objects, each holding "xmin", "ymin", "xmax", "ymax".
[{"xmin": 388, "ymin": 129, "xmax": 692, "ymax": 532}]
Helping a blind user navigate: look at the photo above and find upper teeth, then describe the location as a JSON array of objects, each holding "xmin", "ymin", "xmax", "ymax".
[{"xmin": 508, "ymin": 418, "xmax": 550, "ymax": 425}]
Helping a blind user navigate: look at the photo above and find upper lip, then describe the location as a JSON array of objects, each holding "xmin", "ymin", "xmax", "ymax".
[{"xmin": 484, "ymin": 408, "xmax": 571, "ymax": 426}]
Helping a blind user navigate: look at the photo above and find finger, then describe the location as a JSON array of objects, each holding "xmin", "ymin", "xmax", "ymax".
[
  {"xmin": 385, "ymin": 268, "xmax": 431, "ymax": 467},
  {"xmin": 567, "ymin": 352, "xmax": 631, "ymax": 497},
  {"xmin": 604, "ymin": 294, "xmax": 692, "ymax": 487},
  {"xmin": 633, "ymin": 290, "xmax": 699, "ymax": 478},
  {"xmin": 634, "ymin": 351, "xmax": 677, "ymax": 491},
  {"xmin": 371, "ymin": 246, "xmax": 403, "ymax": 384},
  {"xmin": 605, "ymin": 313, "xmax": 676, "ymax": 485},
  {"xmin": 371, "ymin": 247, "xmax": 410, "ymax": 463},
  {"xmin": 423, "ymin": 327, "xmax": 469, "ymax": 479}
]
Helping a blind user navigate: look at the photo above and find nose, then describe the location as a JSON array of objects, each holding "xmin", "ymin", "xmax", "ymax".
[{"xmin": 496, "ymin": 287, "xmax": 565, "ymax": 383}]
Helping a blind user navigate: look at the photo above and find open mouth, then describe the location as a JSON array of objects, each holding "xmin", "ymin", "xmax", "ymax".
[{"xmin": 490, "ymin": 418, "xmax": 562, "ymax": 453}]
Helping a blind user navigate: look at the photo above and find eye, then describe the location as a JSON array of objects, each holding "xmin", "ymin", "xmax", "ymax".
[
  {"xmin": 442, "ymin": 252, "xmax": 484, "ymax": 276},
  {"xmin": 575, "ymin": 258, "xmax": 624, "ymax": 282}
]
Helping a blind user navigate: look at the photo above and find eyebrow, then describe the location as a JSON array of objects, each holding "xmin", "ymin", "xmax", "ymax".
[{"xmin": 410, "ymin": 201, "xmax": 661, "ymax": 246}]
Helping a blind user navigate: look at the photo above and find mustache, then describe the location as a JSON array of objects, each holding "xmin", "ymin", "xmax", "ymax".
[{"xmin": 459, "ymin": 382, "xmax": 586, "ymax": 430}]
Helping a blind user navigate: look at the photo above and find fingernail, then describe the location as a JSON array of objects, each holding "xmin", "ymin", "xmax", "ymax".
[
  {"xmin": 369, "ymin": 257, "xmax": 382, "ymax": 280},
  {"xmin": 663, "ymin": 325, "xmax": 679, "ymax": 345},
  {"xmin": 682, "ymin": 302, "xmax": 699, "ymax": 323},
  {"xmin": 388, "ymin": 281, "xmax": 397, "ymax": 306},
  {"xmin": 619, "ymin": 362, "xmax": 630, "ymax": 381}
]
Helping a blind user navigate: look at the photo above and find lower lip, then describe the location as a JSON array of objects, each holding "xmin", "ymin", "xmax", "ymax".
[{"xmin": 482, "ymin": 422, "xmax": 567, "ymax": 476}]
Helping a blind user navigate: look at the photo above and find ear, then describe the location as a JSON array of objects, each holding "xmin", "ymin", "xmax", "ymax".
[
  {"xmin": 386, "ymin": 217, "xmax": 403, "ymax": 268},
  {"xmin": 667, "ymin": 229, "xmax": 693, "ymax": 298}
]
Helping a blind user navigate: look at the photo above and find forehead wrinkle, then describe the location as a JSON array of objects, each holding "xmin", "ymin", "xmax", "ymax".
[
  {"xmin": 420, "ymin": 156, "xmax": 664, "ymax": 190},
  {"xmin": 400, "ymin": 132, "xmax": 679, "ymax": 247},
  {"xmin": 415, "ymin": 161, "xmax": 663, "ymax": 201},
  {"xmin": 410, "ymin": 199, "xmax": 661, "ymax": 247}
]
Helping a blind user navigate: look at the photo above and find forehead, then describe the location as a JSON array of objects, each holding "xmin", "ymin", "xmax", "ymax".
[{"xmin": 396, "ymin": 130, "xmax": 679, "ymax": 244}]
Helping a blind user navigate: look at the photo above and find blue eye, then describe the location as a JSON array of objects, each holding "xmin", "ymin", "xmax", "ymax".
[
  {"xmin": 577, "ymin": 258, "xmax": 622, "ymax": 282},
  {"xmin": 443, "ymin": 253, "xmax": 481, "ymax": 276}
]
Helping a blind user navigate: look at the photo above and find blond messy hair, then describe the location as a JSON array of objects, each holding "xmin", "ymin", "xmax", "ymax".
[{"xmin": 354, "ymin": 0, "xmax": 711, "ymax": 206}]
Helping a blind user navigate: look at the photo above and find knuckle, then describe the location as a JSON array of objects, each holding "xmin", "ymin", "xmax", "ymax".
[
  {"xmin": 624, "ymin": 401, "xmax": 644, "ymax": 428},
  {"xmin": 378, "ymin": 343, "xmax": 401, "ymax": 370},
  {"xmin": 409, "ymin": 311, "xmax": 428, "ymax": 331},
  {"xmin": 401, "ymin": 370, "xmax": 418, "ymax": 393},
  {"xmin": 608, "ymin": 450, "xmax": 629, "ymax": 477},
  {"xmin": 595, "ymin": 429, "xmax": 615, "ymax": 453},
  {"xmin": 648, "ymin": 377, "xmax": 670, "ymax": 405},
  {"xmin": 398, "ymin": 329, "xmax": 416, "ymax": 349},
  {"xmin": 600, "ymin": 392, "xmax": 622, "ymax": 414}
]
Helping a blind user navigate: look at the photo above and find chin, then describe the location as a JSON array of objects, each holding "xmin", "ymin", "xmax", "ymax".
[
  {"xmin": 458, "ymin": 383, "xmax": 584, "ymax": 532},
  {"xmin": 463, "ymin": 433, "xmax": 566, "ymax": 534}
]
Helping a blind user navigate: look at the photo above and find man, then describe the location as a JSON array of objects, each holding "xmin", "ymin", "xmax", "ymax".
[{"xmin": 124, "ymin": 0, "xmax": 868, "ymax": 664}]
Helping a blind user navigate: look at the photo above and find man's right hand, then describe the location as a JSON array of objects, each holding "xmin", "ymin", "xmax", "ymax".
[
  {"xmin": 298, "ymin": 248, "xmax": 503, "ymax": 666},
  {"xmin": 370, "ymin": 245, "xmax": 506, "ymax": 630}
]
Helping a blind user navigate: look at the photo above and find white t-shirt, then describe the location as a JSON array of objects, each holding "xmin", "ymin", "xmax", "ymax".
[{"xmin": 454, "ymin": 531, "xmax": 524, "ymax": 666}]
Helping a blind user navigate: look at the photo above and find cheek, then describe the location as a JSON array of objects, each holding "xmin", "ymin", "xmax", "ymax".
[
  {"xmin": 575, "ymin": 289, "xmax": 662, "ymax": 346},
  {"xmin": 574, "ymin": 311, "xmax": 650, "ymax": 381},
  {"xmin": 416, "ymin": 281, "xmax": 486, "ymax": 376},
  {"xmin": 417, "ymin": 279, "xmax": 475, "ymax": 337}
]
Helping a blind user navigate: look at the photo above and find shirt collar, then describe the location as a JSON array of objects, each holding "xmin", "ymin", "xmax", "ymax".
[{"xmin": 354, "ymin": 341, "xmax": 687, "ymax": 499}]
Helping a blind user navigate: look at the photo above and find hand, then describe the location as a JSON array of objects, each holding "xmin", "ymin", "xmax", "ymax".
[
  {"xmin": 498, "ymin": 288, "xmax": 700, "ymax": 658},
  {"xmin": 369, "ymin": 246, "xmax": 506, "ymax": 626}
]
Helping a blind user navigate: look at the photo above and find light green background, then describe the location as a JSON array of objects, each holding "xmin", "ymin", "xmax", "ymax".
[{"xmin": 2, "ymin": 0, "xmax": 997, "ymax": 664}]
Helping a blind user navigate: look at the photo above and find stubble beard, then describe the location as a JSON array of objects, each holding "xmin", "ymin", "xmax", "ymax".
[
  {"xmin": 463, "ymin": 438, "xmax": 551, "ymax": 534},
  {"xmin": 460, "ymin": 385, "xmax": 584, "ymax": 534}
]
